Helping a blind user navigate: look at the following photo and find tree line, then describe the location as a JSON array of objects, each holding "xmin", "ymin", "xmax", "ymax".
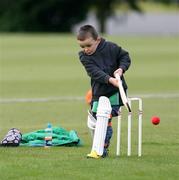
[{"xmin": 0, "ymin": 0, "xmax": 177, "ymax": 33}]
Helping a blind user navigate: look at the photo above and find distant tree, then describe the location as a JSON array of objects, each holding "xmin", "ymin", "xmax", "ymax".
[
  {"xmin": 92, "ymin": 0, "xmax": 178, "ymax": 33},
  {"xmin": 92, "ymin": 0, "xmax": 141, "ymax": 33},
  {"xmin": 0, "ymin": 0, "xmax": 93, "ymax": 32},
  {"xmin": 0, "ymin": 0, "xmax": 177, "ymax": 32}
]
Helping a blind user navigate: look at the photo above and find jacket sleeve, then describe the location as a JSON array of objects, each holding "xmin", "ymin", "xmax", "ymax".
[
  {"xmin": 117, "ymin": 47, "xmax": 131, "ymax": 73},
  {"xmin": 79, "ymin": 54, "xmax": 110, "ymax": 84}
]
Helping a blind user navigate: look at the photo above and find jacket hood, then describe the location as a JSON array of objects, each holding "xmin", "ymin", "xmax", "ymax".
[{"xmin": 96, "ymin": 38, "xmax": 106, "ymax": 52}]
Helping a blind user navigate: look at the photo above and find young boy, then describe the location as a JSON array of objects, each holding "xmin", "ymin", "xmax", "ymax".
[{"xmin": 77, "ymin": 25, "xmax": 131, "ymax": 158}]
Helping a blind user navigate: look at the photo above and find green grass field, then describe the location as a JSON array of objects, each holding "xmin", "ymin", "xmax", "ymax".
[{"xmin": 0, "ymin": 34, "xmax": 179, "ymax": 180}]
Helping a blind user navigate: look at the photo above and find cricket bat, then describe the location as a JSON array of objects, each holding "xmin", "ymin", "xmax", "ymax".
[{"xmin": 115, "ymin": 74, "xmax": 131, "ymax": 112}]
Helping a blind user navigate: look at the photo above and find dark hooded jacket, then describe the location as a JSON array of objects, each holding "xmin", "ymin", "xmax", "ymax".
[{"xmin": 79, "ymin": 38, "xmax": 131, "ymax": 101}]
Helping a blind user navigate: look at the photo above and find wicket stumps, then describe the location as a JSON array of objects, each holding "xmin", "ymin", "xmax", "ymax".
[{"xmin": 116, "ymin": 97, "xmax": 143, "ymax": 157}]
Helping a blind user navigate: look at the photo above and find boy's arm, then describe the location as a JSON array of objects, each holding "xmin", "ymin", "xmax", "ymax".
[
  {"xmin": 80, "ymin": 56, "xmax": 110, "ymax": 84},
  {"xmin": 110, "ymin": 45, "xmax": 131, "ymax": 88},
  {"xmin": 117, "ymin": 47, "xmax": 131, "ymax": 73}
]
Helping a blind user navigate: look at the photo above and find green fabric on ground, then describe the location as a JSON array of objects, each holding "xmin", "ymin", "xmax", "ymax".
[{"xmin": 20, "ymin": 127, "xmax": 82, "ymax": 147}]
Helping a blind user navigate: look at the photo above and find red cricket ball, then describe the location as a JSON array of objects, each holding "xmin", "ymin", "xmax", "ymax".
[{"xmin": 151, "ymin": 116, "xmax": 160, "ymax": 125}]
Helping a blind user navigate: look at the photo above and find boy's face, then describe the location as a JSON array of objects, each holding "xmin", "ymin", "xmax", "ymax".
[{"xmin": 77, "ymin": 37, "xmax": 100, "ymax": 55}]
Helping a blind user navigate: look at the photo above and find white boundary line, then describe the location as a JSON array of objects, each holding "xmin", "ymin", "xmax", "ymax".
[
  {"xmin": 0, "ymin": 96, "xmax": 83, "ymax": 104},
  {"xmin": 0, "ymin": 93, "xmax": 179, "ymax": 104}
]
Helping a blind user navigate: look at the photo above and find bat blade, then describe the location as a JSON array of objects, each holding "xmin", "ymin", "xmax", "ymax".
[{"xmin": 115, "ymin": 74, "xmax": 131, "ymax": 112}]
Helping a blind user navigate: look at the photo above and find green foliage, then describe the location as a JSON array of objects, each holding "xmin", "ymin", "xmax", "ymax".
[
  {"xmin": 0, "ymin": 0, "xmax": 177, "ymax": 32},
  {"xmin": 0, "ymin": 0, "xmax": 92, "ymax": 32}
]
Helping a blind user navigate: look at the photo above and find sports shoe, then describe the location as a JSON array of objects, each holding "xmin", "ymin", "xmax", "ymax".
[{"xmin": 87, "ymin": 150, "xmax": 101, "ymax": 159}]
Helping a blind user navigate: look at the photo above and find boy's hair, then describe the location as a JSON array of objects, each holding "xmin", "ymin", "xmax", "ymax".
[{"xmin": 77, "ymin": 25, "xmax": 98, "ymax": 41}]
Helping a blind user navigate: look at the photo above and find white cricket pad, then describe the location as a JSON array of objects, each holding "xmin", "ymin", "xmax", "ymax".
[
  {"xmin": 87, "ymin": 111, "xmax": 96, "ymax": 139},
  {"xmin": 87, "ymin": 111, "xmax": 96, "ymax": 130},
  {"xmin": 92, "ymin": 96, "xmax": 112, "ymax": 155}
]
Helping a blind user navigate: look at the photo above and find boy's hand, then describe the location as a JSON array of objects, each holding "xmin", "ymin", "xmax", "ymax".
[
  {"xmin": 108, "ymin": 77, "xmax": 119, "ymax": 88},
  {"xmin": 109, "ymin": 68, "xmax": 123, "ymax": 87},
  {"xmin": 113, "ymin": 68, "xmax": 123, "ymax": 77}
]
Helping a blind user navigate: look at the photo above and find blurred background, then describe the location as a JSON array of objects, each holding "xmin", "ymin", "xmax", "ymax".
[{"xmin": 0, "ymin": 0, "xmax": 178, "ymax": 35}]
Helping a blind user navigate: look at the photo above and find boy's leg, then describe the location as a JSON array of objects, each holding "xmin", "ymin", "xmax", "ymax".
[
  {"xmin": 87, "ymin": 93, "xmax": 122, "ymax": 158},
  {"xmin": 88, "ymin": 112, "xmax": 113, "ymax": 157},
  {"xmin": 102, "ymin": 106, "xmax": 119, "ymax": 157},
  {"xmin": 88, "ymin": 107, "xmax": 120, "ymax": 158},
  {"xmin": 87, "ymin": 96, "xmax": 112, "ymax": 158},
  {"xmin": 102, "ymin": 120, "xmax": 113, "ymax": 157}
]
